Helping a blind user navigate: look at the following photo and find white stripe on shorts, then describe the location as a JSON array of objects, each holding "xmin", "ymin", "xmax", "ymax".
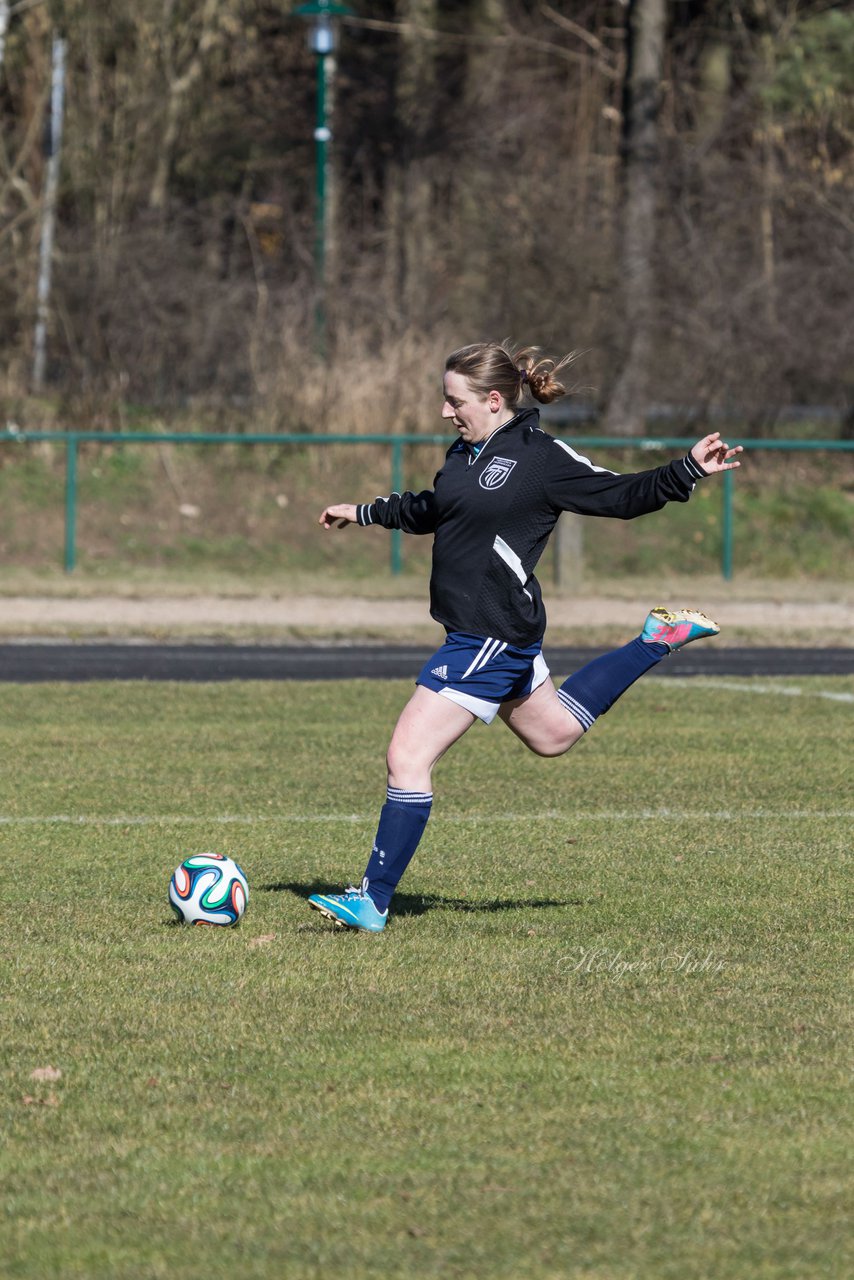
[
  {"xmin": 438, "ymin": 649, "xmax": 552, "ymax": 726},
  {"xmin": 438, "ymin": 685, "xmax": 503, "ymax": 724},
  {"xmin": 461, "ymin": 636, "xmax": 507, "ymax": 681}
]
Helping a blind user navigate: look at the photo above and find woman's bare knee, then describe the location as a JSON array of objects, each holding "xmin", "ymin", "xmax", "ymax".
[
  {"xmin": 386, "ymin": 742, "xmax": 428, "ymax": 789},
  {"xmin": 499, "ymin": 684, "xmax": 586, "ymax": 757}
]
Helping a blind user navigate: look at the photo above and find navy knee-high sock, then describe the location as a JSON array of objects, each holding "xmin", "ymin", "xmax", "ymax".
[
  {"xmin": 557, "ymin": 636, "xmax": 669, "ymax": 732},
  {"xmin": 362, "ymin": 786, "xmax": 433, "ymax": 912}
]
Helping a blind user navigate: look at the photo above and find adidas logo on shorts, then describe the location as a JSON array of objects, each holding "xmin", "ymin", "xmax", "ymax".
[{"xmin": 431, "ymin": 664, "xmax": 449, "ymax": 680}]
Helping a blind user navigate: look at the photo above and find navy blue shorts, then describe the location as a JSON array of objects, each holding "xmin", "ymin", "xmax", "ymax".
[{"xmin": 416, "ymin": 632, "xmax": 551, "ymax": 724}]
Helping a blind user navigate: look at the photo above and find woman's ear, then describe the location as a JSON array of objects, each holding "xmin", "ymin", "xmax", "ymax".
[{"xmin": 488, "ymin": 390, "xmax": 503, "ymax": 413}]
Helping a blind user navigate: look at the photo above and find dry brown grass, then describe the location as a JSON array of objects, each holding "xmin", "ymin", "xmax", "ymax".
[{"xmin": 260, "ymin": 329, "xmax": 459, "ymax": 435}]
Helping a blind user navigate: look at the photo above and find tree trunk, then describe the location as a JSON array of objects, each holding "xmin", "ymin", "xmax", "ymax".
[
  {"xmin": 758, "ymin": 30, "xmax": 778, "ymax": 331},
  {"xmin": 149, "ymin": 0, "xmax": 224, "ymax": 213},
  {"xmin": 384, "ymin": 0, "xmax": 438, "ymax": 330},
  {"xmin": 602, "ymin": 0, "xmax": 665, "ymax": 436},
  {"xmin": 32, "ymin": 34, "xmax": 66, "ymax": 391},
  {"xmin": 0, "ymin": 1, "xmax": 10, "ymax": 72},
  {"xmin": 452, "ymin": 0, "xmax": 508, "ymax": 325}
]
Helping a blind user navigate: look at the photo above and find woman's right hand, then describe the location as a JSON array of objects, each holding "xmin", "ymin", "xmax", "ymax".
[{"xmin": 319, "ymin": 504, "xmax": 358, "ymax": 529}]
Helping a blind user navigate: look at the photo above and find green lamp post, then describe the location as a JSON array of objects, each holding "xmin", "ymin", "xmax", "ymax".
[{"xmin": 294, "ymin": 1, "xmax": 353, "ymax": 346}]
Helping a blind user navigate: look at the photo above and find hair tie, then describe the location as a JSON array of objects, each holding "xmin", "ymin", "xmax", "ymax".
[{"xmin": 519, "ymin": 368, "xmax": 529, "ymax": 384}]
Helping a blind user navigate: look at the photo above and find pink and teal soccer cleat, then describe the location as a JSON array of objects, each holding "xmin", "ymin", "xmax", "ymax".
[
  {"xmin": 641, "ymin": 606, "xmax": 720, "ymax": 652},
  {"xmin": 308, "ymin": 883, "xmax": 388, "ymax": 933}
]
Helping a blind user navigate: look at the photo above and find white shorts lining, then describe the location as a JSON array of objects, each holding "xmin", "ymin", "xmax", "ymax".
[{"xmin": 437, "ymin": 652, "xmax": 552, "ymax": 725}]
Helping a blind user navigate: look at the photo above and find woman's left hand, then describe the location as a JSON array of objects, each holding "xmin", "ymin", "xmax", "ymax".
[{"xmin": 691, "ymin": 432, "xmax": 744, "ymax": 475}]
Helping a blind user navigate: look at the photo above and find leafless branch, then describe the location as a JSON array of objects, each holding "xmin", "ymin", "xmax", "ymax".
[{"xmin": 343, "ymin": 14, "xmax": 621, "ymax": 79}]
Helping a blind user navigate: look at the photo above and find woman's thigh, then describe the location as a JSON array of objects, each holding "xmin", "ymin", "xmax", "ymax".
[
  {"xmin": 498, "ymin": 679, "xmax": 584, "ymax": 757},
  {"xmin": 387, "ymin": 685, "xmax": 477, "ymax": 790}
]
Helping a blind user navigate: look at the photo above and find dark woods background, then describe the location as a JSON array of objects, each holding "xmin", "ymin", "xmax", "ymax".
[{"xmin": 1, "ymin": 1, "xmax": 851, "ymax": 433}]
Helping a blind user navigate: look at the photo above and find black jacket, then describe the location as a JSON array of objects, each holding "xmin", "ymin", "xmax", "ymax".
[{"xmin": 358, "ymin": 408, "xmax": 707, "ymax": 646}]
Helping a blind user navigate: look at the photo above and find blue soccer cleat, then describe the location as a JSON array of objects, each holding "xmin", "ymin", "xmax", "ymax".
[
  {"xmin": 308, "ymin": 882, "xmax": 388, "ymax": 933},
  {"xmin": 641, "ymin": 606, "xmax": 720, "ymax": 651}
]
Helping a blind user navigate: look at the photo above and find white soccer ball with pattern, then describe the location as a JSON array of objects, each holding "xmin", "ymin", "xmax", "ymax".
[{"xmin": 169, "ymin": 853, "xmax": 249, "ymax": 926}]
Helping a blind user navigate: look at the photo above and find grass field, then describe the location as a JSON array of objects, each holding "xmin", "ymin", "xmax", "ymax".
[
  {"xmin": 1, "ymin": 441, "xmax": 853, "ymax": 582},
  {"xmin": 1, "ymin": 675, "xmax": 851, "ymax": 1279}
]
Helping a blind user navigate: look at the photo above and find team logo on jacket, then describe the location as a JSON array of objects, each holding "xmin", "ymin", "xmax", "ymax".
[{"xmin": 479, "ymin": 456, "xmax": 517, "ymax": 490}]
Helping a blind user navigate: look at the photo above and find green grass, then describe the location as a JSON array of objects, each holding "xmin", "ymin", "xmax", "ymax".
[
  {"xmin": 0, "ymin": 442, "xmax": 853, "ymax": 581},
  {"xmin": 1, "ymin": 677, "xmax": 851, "ymax": 1279}
]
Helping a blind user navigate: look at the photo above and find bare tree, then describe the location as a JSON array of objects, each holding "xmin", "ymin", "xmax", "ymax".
[
  {"xmin": 148, "ymin": 0, "xmax": 227, "ymax": 212},
  {"xmin": 383, "ymin": 0, "xmax": 439, "ymax": 331},
  {"xmin": 0, "ymin": 0, "xmax": 51, "ymax": 389},
  {"xmin": 0, "ymin": 0, "xmax": 10, "ymax": 72},
  {"xmin": 0, "ymin": 0, "xmax": 849, "ymax": 421},
  {"xmin": 32, "ymin": 30, "xmax": 65, "ymax": 390},
  {"xmin": 602, "ymin": 0, "xmax": 665, "ymax": 436}
]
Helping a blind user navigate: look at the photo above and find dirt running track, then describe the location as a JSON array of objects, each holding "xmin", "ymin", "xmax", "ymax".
[
  {"xmin": 0, "ymin": 592, "xmax": 851, "ymax": 679},
  {"xmin": 1, "ymin": 593, "xmax": 853, "ymax": 635}
]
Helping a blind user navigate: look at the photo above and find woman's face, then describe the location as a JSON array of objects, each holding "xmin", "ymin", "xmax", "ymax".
[{"xmin": 442, "ymin": 371, "xmax": 503, "ymax": 444}]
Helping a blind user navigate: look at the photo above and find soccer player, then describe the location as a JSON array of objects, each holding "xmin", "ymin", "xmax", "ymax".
[{"xmin": 308, "ymin": 342, "xmax": 743, "ymax": 932}]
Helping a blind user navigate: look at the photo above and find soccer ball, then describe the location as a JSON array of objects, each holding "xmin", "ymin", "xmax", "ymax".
[{"xmin": 169, "ymin": 853, "xmax": 249, "ymax": 926}]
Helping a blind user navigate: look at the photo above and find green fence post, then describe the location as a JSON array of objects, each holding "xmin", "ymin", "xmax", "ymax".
[
  {"xmin": 390, "ymin": 438, "xmax": 403, "ymax": 576},
  {"xmin": 64, "ymin": 434, "xmax": 78, "ymax": 573},
  {"xmin": 722, "ymin": 467, "xmax": 734, "ymax": 581}
]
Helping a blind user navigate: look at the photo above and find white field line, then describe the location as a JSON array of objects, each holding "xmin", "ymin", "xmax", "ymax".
[
  {"xmin": 0, "ymin": 811, "xmax": 852, "ymax": 826},
  {"xmin": 662, "ymin": 677, "xmax": 854, "ymax": 704}
]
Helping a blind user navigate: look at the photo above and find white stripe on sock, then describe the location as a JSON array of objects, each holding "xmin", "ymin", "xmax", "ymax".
[
  {"xmin": 557, "ymin": 689, "xmax": 595, "ymax": 731},
  {"xmin": 387, "ymin": 787, "xmax": 433, "ymax": 805}
]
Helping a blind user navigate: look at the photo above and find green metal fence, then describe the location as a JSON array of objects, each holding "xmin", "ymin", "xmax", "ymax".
[{"xmin": 1, "ymin": 429, "xmax": 852, "ymax": 579}]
